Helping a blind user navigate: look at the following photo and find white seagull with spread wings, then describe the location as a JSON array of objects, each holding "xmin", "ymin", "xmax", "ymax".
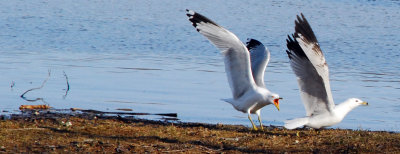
[
  {"xmin": 186, "ymin": 9, "xmax": 282, "ymax": 130},
  {"xmin": 285, "ymin": 14, "xmax": 368, "ymax": 129}
]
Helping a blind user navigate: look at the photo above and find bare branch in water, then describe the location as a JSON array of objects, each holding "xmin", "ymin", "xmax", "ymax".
[
  {"xmin": 20, "ymin": 70, "xmax": 51, "ymax": 98},
  {"xmin": 63, "ymin": 71, "xmax": 70, "ymax": 99},
  {"xmin": 20, "ymin": 97, "xmax": 48, "ymax": 104}
]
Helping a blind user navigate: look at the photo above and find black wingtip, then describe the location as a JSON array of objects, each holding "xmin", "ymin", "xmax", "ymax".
[
  {"xmin": 286, "ymin": 33, "xmax": 309, "ymax": 60},
  {"xmin": 294, "ymin": 13, "xmax": 318, "ymax": 43},
  {"xmin": 246, "ymin": 38, "xmax": 262, "ymax": 51},
  {"xmin": 285, "ymin": 50, "xmax": 293, "ymax": 59},
  {"xmin": 186, "ymin": 10, "xmax": 219, "ymax": 31},
  {"xmin": 185, "ymin": 9, "xmax": 193, "ymax": 17}
]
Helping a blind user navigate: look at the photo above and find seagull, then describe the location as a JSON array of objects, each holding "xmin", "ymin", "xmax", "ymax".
[
  {"xmin": 284, "ymin": 14, "xmax": 368, "ymax": 129},
  {"xmin": 186, "ymin": 9, "xmax": 282, "ymax": 130}
]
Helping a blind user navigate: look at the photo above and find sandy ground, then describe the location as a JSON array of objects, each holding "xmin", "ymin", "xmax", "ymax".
[{"xmin": 0, "ymin": 110, "xmax": 399, "ymax": 153}]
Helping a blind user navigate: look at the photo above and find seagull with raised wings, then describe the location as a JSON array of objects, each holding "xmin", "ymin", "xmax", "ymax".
[
  {"xmin": 186, "ymin": 9, "xmax": 282, "ymax": 130},
  {"xmin": 285, "ymin": 14, "xmax": 368, "ymax": 129}
]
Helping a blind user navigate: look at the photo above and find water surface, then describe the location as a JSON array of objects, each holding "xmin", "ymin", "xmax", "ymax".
[{"xmin": 0, "ymin": 0, "xmax": 399, "ymax": 131}]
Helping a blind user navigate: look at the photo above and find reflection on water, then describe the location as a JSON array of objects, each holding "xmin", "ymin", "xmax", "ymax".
[{"xmin": 0, "ymin": 0, "xmax": 399, "ymax": 131}]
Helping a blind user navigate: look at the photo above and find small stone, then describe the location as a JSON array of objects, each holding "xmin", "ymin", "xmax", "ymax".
[{"xmin": 66, "ymin": 122, "xmax": 72, "ymax": 126}]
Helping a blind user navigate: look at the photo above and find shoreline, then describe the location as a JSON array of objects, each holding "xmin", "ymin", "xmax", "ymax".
[{"xmin": 0, "ymin": 110, "xmax": 399, "ymax": 153}]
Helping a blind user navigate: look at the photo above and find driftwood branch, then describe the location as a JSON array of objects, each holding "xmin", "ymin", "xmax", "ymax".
[
  {"xmin": 21, "ymin": 97, "xmax": 48, "ymax": 104},
  {"xmin": 62, "ymin": 71, "xmax": 70, "ymax": 99},
  {"xmin": 20, "ymin": 70, "xmax": 51, "ymax": 98},
  {"xmin": 79, "ymin": 109, "xmax": 178, "ymax": 117}
]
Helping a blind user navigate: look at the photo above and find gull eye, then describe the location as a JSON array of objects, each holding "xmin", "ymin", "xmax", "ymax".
[{"xmin": 355, "ymin": 100, "xmax": 359, "ymax": 102}]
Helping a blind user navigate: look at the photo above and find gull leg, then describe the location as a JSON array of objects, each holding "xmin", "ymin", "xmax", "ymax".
[
  {"xmin": 247, "ymin": 111, "xmax": 257, "ymax": 131},
  {"xmin": 256, "ymin": 110, "xmax": 263, "ymax": 131}
]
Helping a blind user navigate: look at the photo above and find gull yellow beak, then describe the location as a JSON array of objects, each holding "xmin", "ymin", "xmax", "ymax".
[
  {"xmin": 361, "ymin": 101, "xmax": 369, "ymax": 106},
  {"xmin": 273, "ymin": 98, "xmax": 282, "ymax": 111}
]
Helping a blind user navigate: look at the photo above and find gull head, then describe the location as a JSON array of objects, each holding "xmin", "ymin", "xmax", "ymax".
[
  {"xmin": 268, "ymin": 93, "xmax": 282, "ymax": 111},
  {"xmin": 349, "ymin": 98, "xmax": 368, "ymax": 106}
]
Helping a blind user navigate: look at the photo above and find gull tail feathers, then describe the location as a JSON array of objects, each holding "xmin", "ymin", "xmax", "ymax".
[
  {"xmin": 221, "ymin": 98, "xmax": 234, "ymax": 104},
  {"xmin": 284, "ymin": 117, "xmax": 309, "ymax": 129}
]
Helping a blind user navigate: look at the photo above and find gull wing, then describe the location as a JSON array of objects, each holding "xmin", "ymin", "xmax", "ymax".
[
  {"xmin": 286, "ymin": 14, "xmax": 334, "ymax": 116},
  {"xmin": 186, "ymin": 9, "xmax": 256, "ymax": 99},
  {"xmin": 246, "ymin": 39, "xmax": 270, "ymax": 88}
]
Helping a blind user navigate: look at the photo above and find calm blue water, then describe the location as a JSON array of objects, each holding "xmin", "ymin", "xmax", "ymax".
[{"xmin": 0, "ymin": 0, "xmax": 399, "ymax": 131}]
